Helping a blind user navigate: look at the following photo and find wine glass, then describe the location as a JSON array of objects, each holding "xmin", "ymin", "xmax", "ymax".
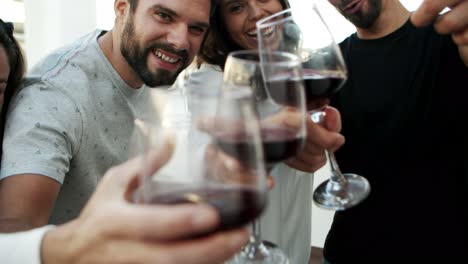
[
  {"xmin": 132, "ymin": 86, "xmax": 268, "ymax": 235},
  {"xmin": 257, "ymin": 6, "xmax": 370, "ymax": 210},
  {"xmin": 224, "ymin": 50, "xmax": 307, "ymax": 264}
]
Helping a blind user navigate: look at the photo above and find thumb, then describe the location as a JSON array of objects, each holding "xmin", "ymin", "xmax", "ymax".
[
  {"xmin": 324, "ymin": 106, "xmax": 342, "ymax": 133},
  {"xmin": 410, "ymin": 0, "xmax": 446, "ymax": 27}
]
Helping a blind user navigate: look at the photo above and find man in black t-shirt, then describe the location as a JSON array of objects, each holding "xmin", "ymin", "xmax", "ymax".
[{"xmin": 324, "ymin": 0, "xmax": 468, "ymax": 262}]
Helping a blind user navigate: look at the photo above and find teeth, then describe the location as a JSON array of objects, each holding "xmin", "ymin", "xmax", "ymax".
[
  {"xmin": 247, "ymin": 30, "xmax": 257, "ymax": 37},
  {"xmin": 258, "ymin": 27, "xmax": 274, "ymax": 37},
  {"xmin": 247, "ymin": 26, "xmax": 274, "ymax": 38},
  {"xmin": 154, "ymin": 50, "xmax": 180, "ymax": 63}
]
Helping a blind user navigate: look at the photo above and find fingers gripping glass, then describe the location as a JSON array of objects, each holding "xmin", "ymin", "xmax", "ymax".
[
  {"xmin": 131, "ymin": 86, "xmax": 268, "ymax": 234},
  {"xmin": 224, "ymin": 50, "xmax": 308, "ymax": 264},
  {"xmin": 257, "ymin": 7, "xmax": 370, "ymax": 210}
]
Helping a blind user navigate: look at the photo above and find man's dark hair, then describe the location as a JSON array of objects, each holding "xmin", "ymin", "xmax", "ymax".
[{"xmin": 198, "ymin": 0, "xmax": 290, "ymax": 69}]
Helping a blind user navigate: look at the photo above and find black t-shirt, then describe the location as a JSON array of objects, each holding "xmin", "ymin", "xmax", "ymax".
[{"xmin": 325, "ymin": 20, "xmax": 468, "ymax": 262}]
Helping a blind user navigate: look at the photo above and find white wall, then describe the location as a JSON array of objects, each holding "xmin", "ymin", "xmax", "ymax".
[
  {"xmin": 23, "ymin": 0, "xmax": 96, "ymax": 67},
  {"xmin": 96, "ymin": 0, "xmax": 115, "ymax": 30},
  {"xmin": 0, "ymin": 0, "xmax": 25, "ymax": 23}
]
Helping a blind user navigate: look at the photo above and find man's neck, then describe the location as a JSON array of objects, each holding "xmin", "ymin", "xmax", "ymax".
[
  {"xmin": 98, "ymin": 30, "xmax": 143, "ymax": 89},
  {"xmin": 356, "ymin": 0, "xmax": 410, "ymax": 39}
]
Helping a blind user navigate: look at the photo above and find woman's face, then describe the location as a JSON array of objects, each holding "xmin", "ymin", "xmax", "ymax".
[
  {"xmin": 220, "ymin": 0, "xmax": 283, "ymax": 50},
  {"xmin": 0, "ymin": 45, "xmax": 10, "ymax": 111}
]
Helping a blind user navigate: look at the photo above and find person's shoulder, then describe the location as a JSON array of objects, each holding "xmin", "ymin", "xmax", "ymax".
[
  {"xmin": 199, "ymin": 63, "xmax": 223, "ymax": 73},
  {"xmin": 27, "ymin": 30, "xmax": 104, "ymax": 87},
  {"xmin": 188, "ymin": 63, "xmax": 223, "ymax": 86},
  {"xmin": 16, "ymin": 31, "xmax": 104, "ymax": 106},
  {"xmin": 193, "ymin": 63, "xmax": 223, "ymax": 79},
  {"xmin": 407, "ymin": 19, "xmax": 446, "ymax": 44},
  {"xmin": 338, "ymin": 34, "xmax": 353, "ymax": 54},
  {"xmin": 407, "ymin": 20, "xmax": 459, "ymax": 58}
]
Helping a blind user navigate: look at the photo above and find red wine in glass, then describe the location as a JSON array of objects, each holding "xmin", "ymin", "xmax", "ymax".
[
  {"xmin": 264, "ymin": 70, "xmax": 345, "ymax": 110},
  {"xmin": 216, "ymin": 127, "xmax": 306, "ymax": 164},
  {"xmin": 265, "ymin": 76, "xmax": 303, "ymax": 108},
  {"xmin": 144, "ymin": 182, "xmax": 266, "ymax": 231},
  {"xmin": 302, "ymin": 69, "xmax": 346, "ymax": 110}
]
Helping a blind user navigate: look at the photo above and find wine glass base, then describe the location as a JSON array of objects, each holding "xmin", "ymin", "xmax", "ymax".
[
  {"xmin": 313, "ymin": 173, "xmax": 370, "ymax": 211},
  {"xmin": 226, "ymin": 240, "xmax": 289, "ymax": 264}
]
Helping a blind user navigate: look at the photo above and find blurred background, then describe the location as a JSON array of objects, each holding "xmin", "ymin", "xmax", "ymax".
[{"xmin": 0, "ymin": 0, "xmax": 425, "ymax": 249}]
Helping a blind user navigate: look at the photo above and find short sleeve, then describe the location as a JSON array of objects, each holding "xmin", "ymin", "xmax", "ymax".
[{"xmin": 0, "ymin": 81, "xmax": 83, "ymax": 183}]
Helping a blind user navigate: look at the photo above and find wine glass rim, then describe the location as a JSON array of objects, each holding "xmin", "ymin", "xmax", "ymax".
[
  {"xmin": 228, "ymin": 50, "xmax": 301, "ymax": 67},
  {"xmin": 256, "ymin": 4, "xmax": 324, "ymax": 29},
  {"xmin": 256, "ymin": 8, "xmax": 293, "ymax": 30}
]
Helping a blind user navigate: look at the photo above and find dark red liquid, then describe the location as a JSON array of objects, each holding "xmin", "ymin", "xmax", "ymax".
[
  {"xmin": 302, "ymin": 70, "xmax": 346, "ymax": 110},
  {"xmin": 145, "ymin": 183, "xmax": 266, "ymax": 231},
  {"xmin": 265, "ymin": 77, "xmax": 303, "ymax": 107},
  {"xmin": 217, "ymin": 128, "xmax": 305, "ymax": 164}
]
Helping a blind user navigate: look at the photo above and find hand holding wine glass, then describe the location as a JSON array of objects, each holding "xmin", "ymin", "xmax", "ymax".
[
  {"xmin": 257, "ymin": 6, "xmax": 370, "ymax": 210},
  {"xmin": 224, "ymin": 50, "xmax": 307, "ymax": 264},
  {"xmin": 133, "ymin": 87, "xmax": 268, "ymax": 234},
  {"xmin": 284, "ymin": 106, "xmax": 345, "ymax": 173}
]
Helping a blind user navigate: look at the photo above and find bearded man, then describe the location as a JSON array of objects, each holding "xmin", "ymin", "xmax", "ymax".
[{"xmin": 0, "ymin": 0, "xmax": 215, "ymax": 229}]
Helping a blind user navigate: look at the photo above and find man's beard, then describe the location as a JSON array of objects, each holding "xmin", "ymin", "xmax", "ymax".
[
  {"xmin": 338, "ymin": 0, "xmax": 382, "ymax": 29},
  {"xmin": 120, "ymin": 18, "xmax": 189, "ymax": 87}
]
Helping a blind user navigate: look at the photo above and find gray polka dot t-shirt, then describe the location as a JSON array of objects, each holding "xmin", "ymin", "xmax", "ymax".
[{"xmin": 0, "ymin": 30, "xmax": 151, "ymax": 224}]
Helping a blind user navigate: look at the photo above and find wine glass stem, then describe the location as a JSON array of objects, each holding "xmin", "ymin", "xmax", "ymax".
[
  {"xmin": 325, "ymin": 149, "xmax": 346, "ymax": 185},
  {"xmin": 251, "ymin": 219, "xmax": 262, "ymax": 243},
  {"xmin": 310, "ymin": 110, "xmax": 347, "ymax": 185}
]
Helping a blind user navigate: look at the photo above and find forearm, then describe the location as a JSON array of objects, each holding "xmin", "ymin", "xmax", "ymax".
[{"xmin": 0, "ymin": 173, "xmax": 61, "ymax": 232}]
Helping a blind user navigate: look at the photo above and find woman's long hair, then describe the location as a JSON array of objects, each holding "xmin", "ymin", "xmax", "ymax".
[
  {"xmin": 198, "ymin": 0, "xmax": 290, "ymax": 69},
  {"xmin": 0, "ymin": 19, "xmax": 26, "ymax": 161}
]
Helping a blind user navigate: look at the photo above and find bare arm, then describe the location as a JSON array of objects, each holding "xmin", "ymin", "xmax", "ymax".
[{"xmin": 0, "ymin": 174, "xmax": 60, "ymax": 232}]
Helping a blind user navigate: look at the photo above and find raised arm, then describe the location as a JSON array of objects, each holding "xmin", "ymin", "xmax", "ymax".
[{"xmin": 411, "ymin": 0, "xmax": 468, "ymax": 67}]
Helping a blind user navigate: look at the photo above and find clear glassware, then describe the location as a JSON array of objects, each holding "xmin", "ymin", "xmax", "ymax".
[
  {"xmin": 257, "ymin": 6, "xmax": 370, "ymax": 210},
  {"xmin": 224, "ymin": 50, "xmax": 308, "ymax": 264},
  {"xmin": 132, "ymin": 85, "xmax": 269, "ymax": 236}
]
